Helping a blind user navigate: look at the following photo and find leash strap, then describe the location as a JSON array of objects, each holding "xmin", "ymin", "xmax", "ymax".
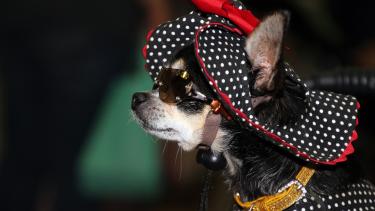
[
  {"xmin": 199, "ymin": 170, "xmax": 213, "ymax": 211},
  {"xmin": 200, "ymin": 111, "xmax": 222, "ymax": 147}
]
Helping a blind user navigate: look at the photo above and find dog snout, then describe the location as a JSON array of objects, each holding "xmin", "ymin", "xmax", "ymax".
[{"xmin": 132, "ymin": 92, "xmax": 149, "ymax": 109}]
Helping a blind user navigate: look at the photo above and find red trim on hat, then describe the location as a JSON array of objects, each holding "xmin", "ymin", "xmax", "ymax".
[
  {"xmin": 333, "ymin": 102, "xmax": 360, "ymax": 163},
  {"xmin": 142, "ymin": 28, "xmax": 156, "ymax": 60},
  {"xmin": 194, "ymin": 22, "xmax": 359, "ymax": 165}
]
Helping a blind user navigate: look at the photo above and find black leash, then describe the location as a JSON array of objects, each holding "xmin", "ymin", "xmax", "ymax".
[{"xmin": 199, "ymin": 170, "xmax": 213, "ymax": 211}]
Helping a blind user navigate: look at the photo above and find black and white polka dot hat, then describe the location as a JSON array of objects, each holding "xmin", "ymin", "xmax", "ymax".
[{"xmin": 142, "ymin": 0, "xmax": 359, "ymax": 165}]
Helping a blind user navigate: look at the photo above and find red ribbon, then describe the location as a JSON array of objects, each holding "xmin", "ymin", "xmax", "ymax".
[{"xmin": 191, "ymin": 0, "xmax": 259, "ymax": 34}]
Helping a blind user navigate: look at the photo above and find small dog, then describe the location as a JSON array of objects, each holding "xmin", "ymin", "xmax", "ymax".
[{"xmin": 132, "ymin": 9, "xmax": 375, "ymax": 210}]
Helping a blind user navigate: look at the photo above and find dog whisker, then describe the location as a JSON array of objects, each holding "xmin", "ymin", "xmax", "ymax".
[
  {"xmin": 162, "ymin": 140, "xmax": 169, "ymax": 155},
  {"xmin": 130, "ymin": 109, "xmax": 142, "ymax": 125},
  {"xmin": 129, "ymin": 109, "xmax": 137, "ymax": 121},
  {"xmin": 175, "ymin": 146, "xmax": 180, "ymax": 166},
  {"xmin": 179, "ymin": 148, "xmax": 183, "ymax": 181},
  {"xmin": 126, "ymin": 111, "xmax": 134, "ymax": 125}
]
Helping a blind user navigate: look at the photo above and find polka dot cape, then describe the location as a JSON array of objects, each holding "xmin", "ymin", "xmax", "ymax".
[
  {"xmin": 143, "ymin": 0, "xmax": 359, "ymax": 165},
  {"xmin": 289, "ymin": 180, "xmax": 375, "ymax": 210}
]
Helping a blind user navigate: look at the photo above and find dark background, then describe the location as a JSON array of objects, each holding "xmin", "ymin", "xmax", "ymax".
[{"xmin": 0, "ymin": 0, "xmax": 374, "ymax": 210}]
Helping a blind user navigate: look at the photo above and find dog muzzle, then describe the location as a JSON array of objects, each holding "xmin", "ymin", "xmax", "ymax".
[{"xmin": 154, "ymin": 67, "xmax": 229, "ymax": 170}]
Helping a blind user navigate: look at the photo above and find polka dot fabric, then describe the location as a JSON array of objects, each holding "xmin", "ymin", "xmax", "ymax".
[
  {"xmin": 289, "ymin": 180, "xmax": 375, "ymax": 210},
  {"xmin": 196, "ymin": 24, "xmax": 252, "ymax": 114},
  {"xmin": 143, "ymin": 0, "xmax": 360, "ymax": 165}
]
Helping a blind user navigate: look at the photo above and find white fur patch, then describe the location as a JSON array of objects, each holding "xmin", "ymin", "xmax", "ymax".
[{"xmin": 133, "ymin": 89, "xmax": 214, "ymax": 151}]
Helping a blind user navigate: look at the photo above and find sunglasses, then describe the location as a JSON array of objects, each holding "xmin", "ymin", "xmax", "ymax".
[
  {"xmin": 155, "ymin": 68, "xmax": 207, "ymax": 104},
  {"xmin": 154, "ymin": 68, "xmax": 232, "ymax": 120}
]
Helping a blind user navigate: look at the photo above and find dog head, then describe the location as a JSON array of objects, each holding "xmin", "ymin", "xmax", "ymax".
[
  {"xmin": 132, "ymin": 44, "xmax": 221, "ymax": 151},
  {"xmin": 132, "ymin": 12, "xmax": 294, "ymax": 152}
]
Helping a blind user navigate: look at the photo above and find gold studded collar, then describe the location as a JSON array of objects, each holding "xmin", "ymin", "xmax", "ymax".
[{"xmin": 234, "ymin": 166, "xmax": 315, "ymax": 211}]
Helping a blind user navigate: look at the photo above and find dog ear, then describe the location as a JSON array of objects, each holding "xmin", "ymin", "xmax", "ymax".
[{"xmin": 245, "ymin": 11, "xmax": 290, "ymax": 93}]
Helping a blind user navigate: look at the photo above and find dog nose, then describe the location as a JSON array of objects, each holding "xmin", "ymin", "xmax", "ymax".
[{"xmin": 132, "ymin": 92, "xmax": 148, "ymax": 109}]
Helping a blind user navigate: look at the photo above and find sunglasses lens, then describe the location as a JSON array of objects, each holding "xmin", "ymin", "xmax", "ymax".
[
  {"xmin": 157, "ymin": 68, "xmax": 192, "ymax": 103},
  {"xmin": 158, "ymin": 84, "xmax": 172, "ymax": 102}
]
